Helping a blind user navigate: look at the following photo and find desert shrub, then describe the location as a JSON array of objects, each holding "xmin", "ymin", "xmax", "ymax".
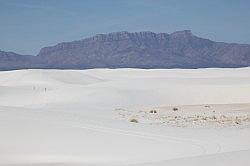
[
  {"xmin": 172, "ymin": 107, "xmax": 178, "ymax": 111},
  {"xmin": 149, "ymin": 110, "xmax": 157, "ymax": 113},
  {"xmin": 130, "ymin": 119, "xmax": 139, "ymax": 123}
]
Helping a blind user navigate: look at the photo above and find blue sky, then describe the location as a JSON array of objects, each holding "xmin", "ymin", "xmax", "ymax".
[{"xmin": 0, "ymin": 0, "xmax": 250, "ymax": 55}]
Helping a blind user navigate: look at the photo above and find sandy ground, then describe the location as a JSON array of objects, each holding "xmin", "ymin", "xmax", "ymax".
[
  {"xmin": 0, "ymin": 68, "xmax": 250, "ymax": 166},
  {"xmin": 116, "ymin": 103, "xmax": 250, "ymax": 128}
]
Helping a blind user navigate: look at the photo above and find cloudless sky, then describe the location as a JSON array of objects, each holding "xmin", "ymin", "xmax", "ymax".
[{"xmin": 0, "ymin": 0, "xmax": 250, "ymax": 55}]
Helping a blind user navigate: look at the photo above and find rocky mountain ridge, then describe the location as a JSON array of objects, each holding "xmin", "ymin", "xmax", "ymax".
[{"xmin": 1, "ymin": 30, "xmax": 250, "ymax": 70}]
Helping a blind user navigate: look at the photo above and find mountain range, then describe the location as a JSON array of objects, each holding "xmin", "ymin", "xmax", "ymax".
[{"xmin": 1, "ymin": 30, "xmax": 250, "ymax": 70}]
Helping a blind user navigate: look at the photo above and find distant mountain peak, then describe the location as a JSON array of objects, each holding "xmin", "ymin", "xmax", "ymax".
[
  {"xmin": 89, "ymin": 31, "xmax": 162, "ymax": 42},
  {"xmin": 1, "ymin": 30, "xmax": 250, "ymax": 70},
  {"xmin": 170, "ymin": 30, "xmax": 193, "ymax": 37}
]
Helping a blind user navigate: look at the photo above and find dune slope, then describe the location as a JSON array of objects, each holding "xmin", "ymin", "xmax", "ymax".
[{"xmin": 0, "ymin": 68, "xmax": 250, "ymax": 166}]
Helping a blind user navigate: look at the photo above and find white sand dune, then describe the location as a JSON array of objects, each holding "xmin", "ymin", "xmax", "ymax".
[{"xmin": 0, "ymin": 68, "xmax": 250, "ymax": 166}]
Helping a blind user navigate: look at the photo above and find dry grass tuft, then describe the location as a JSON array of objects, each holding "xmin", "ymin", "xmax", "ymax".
[{"xmin": 130, "ymin": 119, "xmax": 139, "ymax": 123}]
